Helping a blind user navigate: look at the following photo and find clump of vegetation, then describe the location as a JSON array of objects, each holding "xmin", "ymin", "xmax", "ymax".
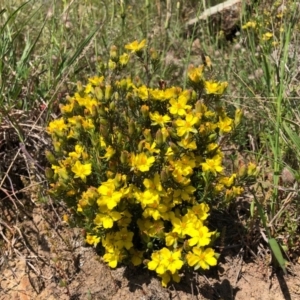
[{"xmin": 46, "ymin": 39, "xmax": 256, "ymax": 286}]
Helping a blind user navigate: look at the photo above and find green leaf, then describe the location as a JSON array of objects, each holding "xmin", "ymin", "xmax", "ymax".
[{"xmin": 250, "ymin": 200, "xmax": 255, "ymax": 217}]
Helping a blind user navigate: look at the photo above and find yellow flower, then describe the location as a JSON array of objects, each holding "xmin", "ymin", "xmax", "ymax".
[
  {"xmin": 165, "ymin": 232, "xmax": 179, "ymax": 247},
  {"xmin": 60, "ymin": 101, "xmax": 74, "ymax": 114},
  {"xmin": 136, "ymin": 85, "xmax": 149, "ymax": 100},
  {"xmin": 108, "ymin": 59, "xmax": 116, "ymax": 70},
  {"xmin": 175, "ymin": 113, "xmax": 199, "ymax": 137},
  {"xmin": 262, "ymin": 32, "xmax": 273, "ymax": 41},
  {"xmin": 159, "ymin": 271, "xmax": 180, "ymax": 287},
  {"xmin": 71, "ymin": 161, "xmax": 92, "ymax": 182},
  {"xmin": 81, "ymin": 118, "xmax": 95, "ymax": 130},
  {"xmin": 130, "ymin": 248, "xmax": 144, "ymax": 266},
  {"xmin": 144, "ymin": 142, "xmax": 160, "ymax": 154},
  {"xmin": 205, "ymin": 81, "xmax": 228, "ymax": 95},
  {"xmin": 150, "ymin": 89, "xmax": 166, "ymax": 101},
  {"xmin": 47, "ymin": 119, "xmax": 67, "ymax": 135},
  {"xmin": 69, "ymin": 144, "xmax": 84, "ymax": 160},
  {"xmin": 85, "ymin": 234, "xmax": 100, "ymax": 247},
  {"xmin": 119, "ymin": 53, "xmax": 129, "ymax": 65},
  {"xmin": 173, "ymin": 185, "xmax": 196, "ymax": 202},
  {"xmin": 188, "ymin": 65, "xmax": 204, "ymax": 83},
  {"xmin": 84, "ymin": 83, "xmax": 93, "ymax": 94},
  {"xmin": 52, "ymin": 164, "xmax": 69, "ymax": 181},
  {"xmin": 99, "ymin": 136, "xmax": 107, "ymax": 148},
  {"xmin": 173, "ymin": 155, "xmax": 195, "ymax": 176},
  {"xmin": 201, "ymin": 155, "xmax": 223, "ymax": 176},
  {"xmin": 150, "ymin": 111, "xmax": 171, "ymax": 127},
  {"xmin": 103, "ymin": 248, "xmax": 121, "ymax": 268},
  {"xmin": 247, "ymin": 162, "xmax": 257, "ymax": 176},
  {"xmin": 130, "ymin": 152, "xmax": 155, "ymax": 172},
  {"xmin": 102, "ymin": 145, "xmax": 116, "ymax": 161},
  {"xmin": 171, "ymin": 213, "xmax": 195, "ymax": 237},
  {"xmin": 88, "ymin": 75, "xmax": 104, "ymax": 86},
  {"xmin": 142, "ymin": 201, "xmax": 168, "ymax": 220},
  {"xmin": 164, "ymin": 86, "xmax": 181, "ymax": 99},
  {"xmin": 186, "ymin": 247, "xmax": 217, "ymax": 270},
  {"xmin": 242, "ymin": 21, "xmax": 256, "ymax": 30},
  {"xmin": 94, "ymin": 209, "xmax": 122, "ymax": 228},
  {"xmin": 143, "ymin": 173, "xmax": 164, "ymax": 193},
  {"xmin": 114, "ymin": 228, "xmax": 134, "ymax": 250},
  {"xmin": 206, "ymin": 143, "xmax": 219, "ymax": 152},
  {"xmin": 232, "ymin": 186, "xmax": 244, "ymax": 196},
  {"xmin": 159, "ymin": 248, "xmax": 183, "ymax": 274},
  {"xmin": 177, "ymin": 136, "xmax": 197, "ymax": 150},
  {"xmin": 135, "ymin": 189, "xmax": 160, "ymax": 206},
  {"xmin": 148, "ymin": 250, "xmax": 162, "ymax": 272},
  {"xmin": 97, "ymin": 181, "xmax": 123, "ymax": 210},
  {"xmin": 188, "ymin": 225, "xmax": 213, "ymax": 247},
  {"xmin": 168, "ymin": 94, "xmax": 192, "ymax": 116},
  {"xmin": 125, "ymin": 39, "xmax": 146, "ymax": 52},
  {"xmin": 218, "ymin": 116, "xmax": 233, "ymax": 134},
  {"xmin": 190, "ymin": 203, "xmax": 210, "ymax": 221},
  {"xmin": 171, "ymin": 168, "xmax": 191, "ymax": 185}
]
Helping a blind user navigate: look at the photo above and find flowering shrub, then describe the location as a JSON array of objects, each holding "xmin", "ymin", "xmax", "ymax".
[{"xmin": 46, "ymin": 40, "xmax": 255, "ymax": 286}]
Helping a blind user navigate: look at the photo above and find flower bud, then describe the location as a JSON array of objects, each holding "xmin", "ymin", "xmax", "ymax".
[
  {"xmin": 167, "ymin": 127, "xmax": 177, "ymax": 139},
  {"xmin": 208, "ymin": 133, "xmax": 217, "ymax": 142},
  {"xmin": 191, "ymin": 90, "xmax": 197, "ymax": 101},
  {"xmin": 45, "ymin": 167, "xmax": 54, "ymax": 180},
  {"xmin": 91, "ymin": 105, "xmax": 98, "ymax": 117},
  {"xmin": 109, "ymin": 45, "xmax": 118, "ymax": 62},
  {"xmin": 94, "ymin": 86, "xmax": 104, "ymax": 101},
  {"xmin": 100, "ymin": 125, "xmax": 109, "ymax": 138},
  {"xmin": 138, "ymin": 140, "xmax": 144, "ymax": 152},
  {"xmin": 108, "ymin": 161, "xmax": 117, "ymax": 172},
  {"xmin": 98, "ymin": 106, "xmax": 107, "ymax": 117},
  {"xmin": 117, "ymin": 132, "xmax": 123, "ymax": 144},
  {"xmin": 53, "ymin": 140, "xmax": 61, "ymax": 152},
  {"xmin": 141, "ymin": 105, "xmax": 149, "ymax": 117},
  {"xmin": 160, "ymin": 169, "xmax": 169, "ymax": 183},
  {"xmin": 120, "ymin": 150, "xmax": 129, "ymax": 164},
  {"xmin": 77, "ymin": 81, "xmax": 83, "ymax": 92},
  {"xmin": 155, "ymin": 129, "xmax": 164, "ymax": 146},
  {"xmin": 169, "ymin": 142, "xmax": 179, "ymax": 154},
  {"xmin": 114, "ymin": 92, "xmax": 119, "ymax": 101},
  {"xmin": 109, "ymin": 101, "xmax": 115, "ymax": 111},
  {"xmin": 133, "ymin": 76, "xmax": 142, "ymax": 88},
  {"xmin": 105, "ymin": 85, "xmax": 113, "ymax": 101},
  {"xmin": 195, "ymin": 100, "xmax": 203, "ymax": 114},
  {"xmin": 143, "ymin": 129, "xmax": 153, "ymax": 143},
  {"xmin": 127, "ymin": 93, "xmax": 135, "ymax": 110},
  {"xmin": 136, "ymin": 124, "xmax": 142, "ymax": 135},
  {"xmin": 128, "ymin": 119, "xmax": 136, "ymax": 136},
  {"xmin": 238, "ymin": 161, "xmax": 247, "ymax": 177},
  {"xmin": 106, "ymin": 170, "xmax": 115, "ymax": 179},
  {"xmin": 149, "ymin": 48, "xmax": 159, "ymax": 62},
  {"xmin": 45, "ymin": 150, "xmax": 57, "ymax": 164},
  {"xmin": 234, "ymin": 109, "xmax": 243, "ymax": 127},
  {"xmin": 100, "ymin": 118, "xmax": 108, "ymax": 125},
  {"xmin": 114, "ymin": 173, "xmax": 123, "ymax": 188}
]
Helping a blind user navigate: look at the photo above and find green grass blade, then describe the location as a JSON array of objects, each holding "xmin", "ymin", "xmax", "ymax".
[
  {"xmin": 268, "ymin": 238, "xmax": 287, "ymax": 275},
  {"xmin": 282, "ymin": 120, "xmax": 300, "ymax": 150},
  {"xmin": 16, "ymin": 17, "xmax": 46, "ymax": 75},
  {"xmin": 0, "ymin": 0, "xmax": 32, "ymax": 35},
  {"xmin": 55, "ymin": 27, "xmax": 99, "ymax": 80}
]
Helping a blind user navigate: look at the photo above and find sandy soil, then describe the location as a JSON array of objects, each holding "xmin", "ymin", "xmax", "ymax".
[{"xmin": 1, "ymin": 202, "xmax": 300, "ymax": 300}]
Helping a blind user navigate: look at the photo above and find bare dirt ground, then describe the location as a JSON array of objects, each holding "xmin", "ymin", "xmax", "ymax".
[{"xmin": 1, "ymin": 200, "xmax": 300, "ymax": 300}]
